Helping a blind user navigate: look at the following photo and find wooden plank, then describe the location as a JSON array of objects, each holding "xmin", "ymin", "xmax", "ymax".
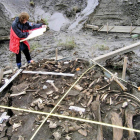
[
  {"xmin": 91, "ymin": 101, "xmax": 103, "ymax": 140},
  {"xmin": 99, "ymin": 26, "xmax": 140, "ymax": 34},
  {"xmin": 0, "ymin": 36, "xmax": 10, "ymax": 41},
  {"xmin": 93, "ymin": 41, "xmax": 140, "ymax": 62},
  {"xmin": 0, "ymin": 69, "xmax": 23, "ymax": 93},
  {"xmin": 111, "ymin": 112, "xmax": 123, "ymax": 140},
  {"xmin": 22, "ymin": 70, "xmax": 75, "ymax": 77},
  {"xmin": 125, "ymin": 109, "xmax": 136, "ymax": 139}
]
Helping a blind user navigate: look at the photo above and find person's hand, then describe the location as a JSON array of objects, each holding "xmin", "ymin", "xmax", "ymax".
[
  {"xmin": 29, "ymin": 31, "xmax": 32, "ymax": 35},
  {"xmin": 42, "ymin": 25, "xmax": 47, "ymax": 28}
]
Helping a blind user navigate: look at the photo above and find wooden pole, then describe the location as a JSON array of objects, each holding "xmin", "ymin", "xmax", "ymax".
[
  {"xmin": 122, "ymin": 57, "xmax": 128, "ymax": 80},
  {"xmin": 56, "ymin": 48, "xmax": 58, "ymax": 61}
]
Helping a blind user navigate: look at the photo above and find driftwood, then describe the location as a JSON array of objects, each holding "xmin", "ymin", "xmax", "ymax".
[
  {"xmin": 125, "ymin": 109, "xmax": 136, "ymax": 140},
  {"xmin": 84, "ymin": 24, "xmax": 99, "ymax": 30},
  {"xmin": 111, "ymin": 112, "xmax": 123, "ymax": 140},
  {"xmin": 91, "ymin": 101, "xmax": 103, "ymax": 140}
]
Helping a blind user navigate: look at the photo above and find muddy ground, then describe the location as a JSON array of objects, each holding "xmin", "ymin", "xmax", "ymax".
[
  {"xmin": 1, "ymin": 0, "xmax": 140, "ymax": 140},
  {"xmin": 0, "ymin": 59, "xmax": 140, "ymax": 140}
]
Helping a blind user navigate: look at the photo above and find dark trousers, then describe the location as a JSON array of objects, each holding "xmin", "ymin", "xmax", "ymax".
[{"xmin": 16, "ymin": 47, "xmax": 31, "ymax": 63}]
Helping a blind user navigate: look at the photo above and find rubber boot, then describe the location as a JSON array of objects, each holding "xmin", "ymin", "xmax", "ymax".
[
  {"xmin": 17, "ymin": 63, "xmax": 21, "ymax": 69},
  {"xmin": 28, "ymin": 60, "xmax": 34, "ymax": 64}
]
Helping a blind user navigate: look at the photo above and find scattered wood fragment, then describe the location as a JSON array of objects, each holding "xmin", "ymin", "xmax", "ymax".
[
  {"xmin": 122, "ymin": 57, "xmax": 128, "ymax": 80},
  {"xmin": 74, "ymin": 84, "xmax": 83, "ymax": 91},
  {"xmin": 96, "ymin": 83, "xmax": 110, "ymax": 91},
  {"xmin": 10, "ymin": 91, "xmax": 26, "ymax": 97},
  {"xmin": 111, "ymin": 112, "xmax": 123, "ymax": 140},
  {"xmin": 114, "ymin": 78, "xmax": 127, "ymax": 91},
  {"xmin": 87, "ymin": 95, "xmax": 93, "ymax": 107}
]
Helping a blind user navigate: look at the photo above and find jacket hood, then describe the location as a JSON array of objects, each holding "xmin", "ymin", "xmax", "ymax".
[{"xmin": 15, "ymin": 17, "xmax": 19, "ymax": 23}]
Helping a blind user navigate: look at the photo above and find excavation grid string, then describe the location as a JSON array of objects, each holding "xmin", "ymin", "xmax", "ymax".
[{"xmin": 30, "ymin": 64, "xmax": 95, "ymax": 140}]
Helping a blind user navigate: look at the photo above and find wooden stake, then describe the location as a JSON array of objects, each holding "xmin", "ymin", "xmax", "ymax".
[
  {"xmin": 56, "ymin": 48, "xmax": 58, "ymax": 61},
  {"xmin": 98, "ymin": 25, "xmax": 104, "ymax": 31},
  {"xmin": 122, "ymin": 57, "xmax": 128, "ymax": 80},
  {"xmin": 0, "ymin": 69, "xmax": 3, "ymax": 83}
]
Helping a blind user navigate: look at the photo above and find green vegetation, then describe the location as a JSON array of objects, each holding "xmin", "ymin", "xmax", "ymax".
[
  {"xmin": 30, "ymin": 42, "xmax": 41, "ymax": 52},
  {"xmin": 30, "ymin": 0, "xmax": 35, "ymax": 6},
  {"xmin": 57, "ymin": 37, "xmax": 77, "ymax": 50},
  {"xmin": 40, "ymin": 18, "xmax": 49, "ymax": 25},
  {"xmin": 98, "ymin": 45, "xmax": 109, "ymax": 51}
]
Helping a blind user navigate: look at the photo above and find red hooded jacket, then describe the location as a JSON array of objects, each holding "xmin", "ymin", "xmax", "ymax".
[{"xmin": 9, "ymin": 27, "xmax": 30, "ymax": 54}]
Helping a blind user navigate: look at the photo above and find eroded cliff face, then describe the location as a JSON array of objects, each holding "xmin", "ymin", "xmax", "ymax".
[
  {"xmin": 88, "ymin": 0, "xmax": 140, "ymax": 26},
  {"xmin": 0, "ymin": 3, "xmax": 11, "ymax": 36},
  {"xmin": 1, "ymin": 0, "xmax": 140, "ymax": 36},
  {"xmin": 0, "ymin": 0, "xmax": 87, "ymax": 35}
]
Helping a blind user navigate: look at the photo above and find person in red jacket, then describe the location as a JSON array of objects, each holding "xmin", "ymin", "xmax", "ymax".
[{"xmin": 9, "ymin": 12, "xmax": 47, "ymax": 68}]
